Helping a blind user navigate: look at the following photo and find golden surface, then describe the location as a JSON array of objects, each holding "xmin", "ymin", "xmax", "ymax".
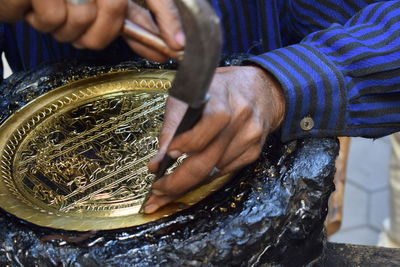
[{"xmin": 0, "ymin": 70, "xmax": 230, "ymax": 231}]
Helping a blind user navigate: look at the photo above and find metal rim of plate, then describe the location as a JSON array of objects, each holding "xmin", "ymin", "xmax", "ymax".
[{"xmin": 0, "ymin": 69, "xmax": 230, "ymax": 231}]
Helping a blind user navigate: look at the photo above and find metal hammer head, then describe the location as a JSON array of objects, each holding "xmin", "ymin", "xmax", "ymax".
[{"xmin": 169, "ymin": 0, "xmax": 222, "ymax": 108}]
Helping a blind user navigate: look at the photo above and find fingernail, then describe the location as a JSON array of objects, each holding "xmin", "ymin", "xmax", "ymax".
[
  {"xmin": 175, "ymin": 31, "xmax": 185, "ymax": 47},
  {"xmin": 168, "ymin": 150, "xmax": 182, "ymax": 159},
  {"xmin": 152, "ymin": 189, "xmax": 165, "ymax": 196},
  {"xmin": 144, "ymin": 203, "xmax": 159, "ymax": 214}
]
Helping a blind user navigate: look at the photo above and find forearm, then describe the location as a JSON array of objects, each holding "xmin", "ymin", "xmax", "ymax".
[{"xmin": 247, "ymin": 1, "xmax": 400, "ymax": 141}]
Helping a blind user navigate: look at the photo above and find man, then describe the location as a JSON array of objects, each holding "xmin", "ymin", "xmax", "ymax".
[{"xmin": 1, "ymin": 0, "xmax": 399, "ymax": 214}]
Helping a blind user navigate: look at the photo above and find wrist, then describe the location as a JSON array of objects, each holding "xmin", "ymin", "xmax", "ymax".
[{"xmin": 250, "ymin": 65, "xmax": 286, "ymax": 131}]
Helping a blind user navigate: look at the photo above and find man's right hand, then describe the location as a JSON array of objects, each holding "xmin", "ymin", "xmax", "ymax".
[{"xmin": 0, "ymin": 0, "xmax": 183, "ymax": 61}]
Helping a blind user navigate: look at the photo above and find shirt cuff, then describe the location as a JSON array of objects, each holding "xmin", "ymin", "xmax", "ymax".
[{"xmin": 245, "ymin": 44, "xmax": 347, "ymax": 142}]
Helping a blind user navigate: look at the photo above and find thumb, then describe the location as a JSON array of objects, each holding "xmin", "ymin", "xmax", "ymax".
[
  {"xmin": 148, "ymin": 96, "xmax": 187, "ymax": 172},
  {"xmin": 146, "ymin": 0, "xmax": 185, "ymax": 50}
]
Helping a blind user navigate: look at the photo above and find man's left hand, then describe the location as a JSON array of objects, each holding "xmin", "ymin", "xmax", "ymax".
[{"xmin": 143, "ymin": 65, "xmax": 286, "ymax": 213}]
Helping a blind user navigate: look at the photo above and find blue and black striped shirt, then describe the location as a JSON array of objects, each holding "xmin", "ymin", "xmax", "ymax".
[{"xmin": 0, "ymin": 0, "xmax": 399, "ymax": 141}]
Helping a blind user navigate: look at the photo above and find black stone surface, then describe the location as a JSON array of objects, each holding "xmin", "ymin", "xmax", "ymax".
[
  {"xmin": 0, "ymin": 59, "xmax": 338, "ymax": 267},
  {"xmin": 321, "ymin": 242, "xmax": 400, "ymax": 266}
]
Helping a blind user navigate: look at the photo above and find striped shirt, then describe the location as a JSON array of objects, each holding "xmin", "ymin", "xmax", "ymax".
[{"xmin": 0, "ymin": 0, "xmax": 399, "ymax": 141}]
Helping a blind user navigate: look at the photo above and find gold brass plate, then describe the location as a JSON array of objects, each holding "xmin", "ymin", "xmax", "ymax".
[{"xmin": 0, "ymin": 70, "xmax": 230, "ymax": 231}]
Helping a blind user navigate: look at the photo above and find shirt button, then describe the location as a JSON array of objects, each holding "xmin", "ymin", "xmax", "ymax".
[{"xmin": 300, "ymin": 117, "xmax": 314, "ymax": 131}]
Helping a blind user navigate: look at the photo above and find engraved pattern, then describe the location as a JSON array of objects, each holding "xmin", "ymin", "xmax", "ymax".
[{"xmin": 1, "ymin": 78, "xmax": 173, "ymax": 214}]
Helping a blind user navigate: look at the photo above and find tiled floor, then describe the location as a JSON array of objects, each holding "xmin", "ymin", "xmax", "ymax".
[{"xmin": 330, "ymin": 136, "xmax": 391, "ymax": 245}]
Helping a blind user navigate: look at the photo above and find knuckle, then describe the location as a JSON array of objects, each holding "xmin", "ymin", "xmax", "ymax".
[
  {"xmin": 246, "ymin": 146, "xmax": 262, "ymax": 163},
  {"xmin": 211, "ymin": 107, "xmax": 231, "ymax": 127},
  {"xmin": 195, "ymin": 139, "xmax": 209, "ymax": 151},
  {"xmin": 176, "ymin": 134, "xmax": 201, "ymax": 152},
  {"xmin": 235, "ymin": 101, "xmax": 253, "ymax": 121},
  {"xmin": 247, "ymin": 123, "xmax": 264, "ymax": 143},
  {"xmin": 71, "ymin": 12, "xmax": 95, "ymax": 28},
  {"xmin": 187, "ymin": 139, "xmax": 206, "ymax": 152},
  {"xmin": 37, "ymin": 10, "xmax": 66, "ymax": 28},
  {"xmin": 205, "ymin": 97, "xmax": 232, "ymax": 126}
]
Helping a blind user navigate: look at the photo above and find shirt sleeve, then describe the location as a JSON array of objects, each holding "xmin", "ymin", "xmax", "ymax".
[{"xmin": 246, "ymin": 0, "xmax": 400, "ymax": 142}]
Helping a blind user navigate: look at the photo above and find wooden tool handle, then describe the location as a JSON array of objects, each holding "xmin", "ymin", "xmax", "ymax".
[{"xmin": 122, "ymin": 19, "xmax": 184, "ymax": 60}]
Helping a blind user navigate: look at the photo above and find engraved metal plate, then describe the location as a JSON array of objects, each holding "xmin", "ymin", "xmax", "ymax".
[{"xmin": 0, "ymin": 70, "xmax": 230, "ymax": 231}]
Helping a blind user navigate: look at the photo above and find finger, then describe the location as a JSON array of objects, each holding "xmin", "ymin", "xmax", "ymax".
[
  {"xmin": 148, "ymin": 97, "xmax": 187, "ymax": 172},
  {"xmin": 126, "ymin": 1, "xmax": 159, "ymax": 34},
  {"xmin": 124, "ymin": 38, "xmax": 169, "ymax": 62},
  {"xmin": 141, "ymin": 193, "xmax": 175, "ymax": 214},
  {"xmin": 25, "ymin": 0, "xmax": 67, "ymax": 33},
  {"xmin": 73, "ymin": 0, "xmax": 127, "ymax": 50},
  {"xmin": 146, "ymin": 0, "xmax": 184, "ymax": 50},
  {"xmin": 144, "ymin": 126, "xmax": 236, "ymax": 213},
  {"xmin": 218, "ymin": 144, "xmax": 263, "ymax": 175},
  {"xmin": 167, "ymin": 92, "xmax": 231, "ymax": 156},
  {"xmin": 124, "ymin": 1, "xmax": 170, "ymax": 61},
  {"xmin": 52, "ymin": 1, "xmax": 97, "ymax": 43},
  {"xmin": 217, "ymin": 118, "xmax": 266, "ymax": 169},
  {"xmin": 0, "ymin": 0, "xmax": 31, "ymax": 22}
]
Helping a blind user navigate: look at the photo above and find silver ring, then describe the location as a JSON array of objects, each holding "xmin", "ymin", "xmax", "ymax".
[
  {"xmin": 65, "ymin": 0, "xmax": 91, "ymax": 4},
  {"xmin": 209, "ymin": 167, "xmax": 221, "ymax": 177}
]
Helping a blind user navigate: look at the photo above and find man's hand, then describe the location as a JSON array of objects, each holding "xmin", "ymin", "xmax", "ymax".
[
  {"xmin": 0, "ymin": 0, "xmax": 183, "ymax": 59},
  {"xmin": 124, "ymin": 0, "xmax": 184, "ymax": 61},
  {"xmin": 0, "ymin": 0, "xmax": 31, "ymax": 22},
  {"xmin": 143, "ymin": 66, "xmax": 286, "ymax": 213},
  {"xmin": 0, "ymin": 0, "xmax": 125, "ymax": 49}
]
